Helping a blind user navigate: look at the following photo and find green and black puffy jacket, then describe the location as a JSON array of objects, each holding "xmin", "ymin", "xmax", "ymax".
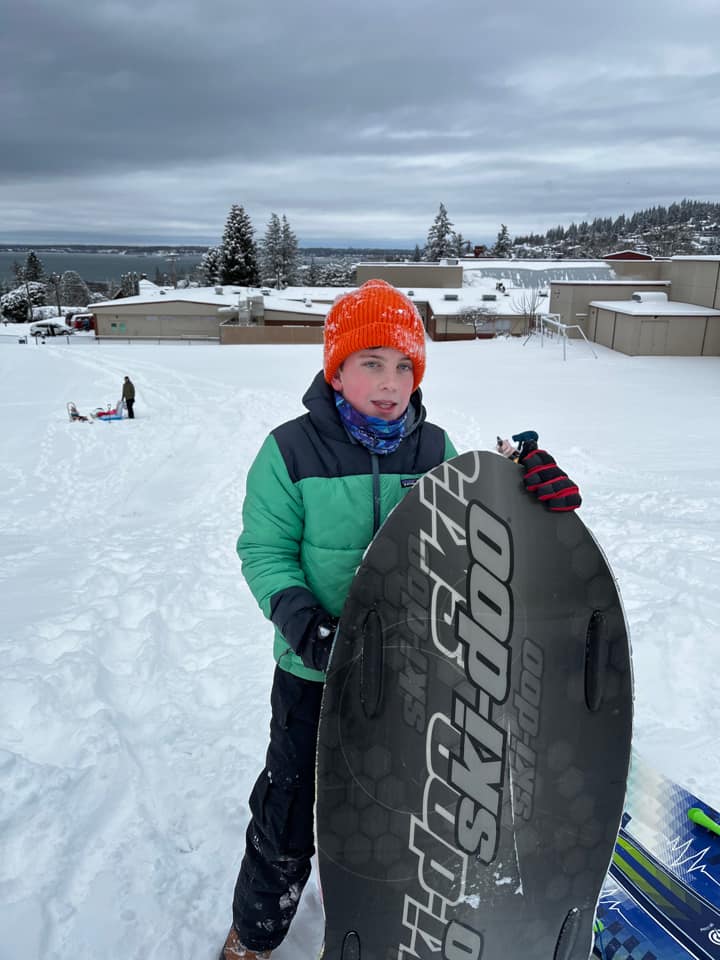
[{"xmin": 237, "ymin": 371, "xmax": 457, "ymax": 681}]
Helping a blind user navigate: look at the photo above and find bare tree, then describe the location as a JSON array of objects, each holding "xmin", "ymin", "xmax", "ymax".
[
  {"xmin": 510, "ymin": 288, "xmax": 546, "ymax": 334},
  {"xmin": 46, "ymin": 272, "xmax": 63, "ymax": 316},
  {"xmin": 459, "ymin": 303, "xmax": 497, "ymax": 337}
]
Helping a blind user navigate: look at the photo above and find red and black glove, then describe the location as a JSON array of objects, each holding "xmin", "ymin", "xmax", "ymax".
[{"xmin": 505, "ymin": 430, "xmax": 582, "ymax": 512}]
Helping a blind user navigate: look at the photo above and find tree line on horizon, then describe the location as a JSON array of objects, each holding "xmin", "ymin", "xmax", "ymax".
[
  {"xmin": 421, "ymin": 199, "xmax": 720, "ymax": 261},
  {"xmin": 513, "ymin": 199, "xmax": 720, "ymax": 258},
  {"xmin": 3, "ymin": 198, "xmax": 718, "ymax": 321},
  {"xmin": 0, "ymin": 253, "xmax": 142, "ymax": 322}
]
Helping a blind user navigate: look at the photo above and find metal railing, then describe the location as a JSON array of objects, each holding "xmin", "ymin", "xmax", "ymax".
[
  {"xmin": 1, "ymin": 333, "xmax": 219, "ymax": 346},
  {"xmin": 525, "ymin": 313, "xmax": 597, "ymax": 360},
  {"xmin": 97, "ymin": 335, "xmax": 219, "ymax": 344}
]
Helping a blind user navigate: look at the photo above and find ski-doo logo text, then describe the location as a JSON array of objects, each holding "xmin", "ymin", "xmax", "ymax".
[
  {"xmin": 399, "ymin": 456, "xmax": 513, "ymax": 960},
  {"xmin": 450, "ymin": 500, "xmax": 512, "ymax": 864}
]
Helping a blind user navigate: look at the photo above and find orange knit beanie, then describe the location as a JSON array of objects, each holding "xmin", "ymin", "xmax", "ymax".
[{"xmin": 323, "ymin": 279, "xmax": 426, "ymax": 391}]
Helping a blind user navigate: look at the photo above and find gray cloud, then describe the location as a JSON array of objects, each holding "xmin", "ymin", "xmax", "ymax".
[{"xmin": 1, "ymin": 0, "xmax": 718, "ymax": 245}]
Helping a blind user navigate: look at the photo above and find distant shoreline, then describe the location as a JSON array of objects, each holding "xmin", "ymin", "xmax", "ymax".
[
  {"xmin": 0, "ymin": 244, "xmax": 210, "ymax": 256},
  {"xmin": 0, "ymin": 245, "xmax": 417, "ymax": 287},
  {"xmin": 0, "ymin": 243, "xmax": 416, "ymax": 257}
]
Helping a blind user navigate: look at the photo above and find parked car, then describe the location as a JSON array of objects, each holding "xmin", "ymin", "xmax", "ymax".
[
  {"xmin": 30, "ymin": 320, "xmax": 74, "ymax": 337},
  {"xmin": 68, "ymin": 312, "xmax": 96, "ymax": 332}
]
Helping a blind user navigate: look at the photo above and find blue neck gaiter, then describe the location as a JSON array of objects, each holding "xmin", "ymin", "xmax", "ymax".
[{"xmin": 334, "ymin": 393, "xmax": 407, "ymax": 455}]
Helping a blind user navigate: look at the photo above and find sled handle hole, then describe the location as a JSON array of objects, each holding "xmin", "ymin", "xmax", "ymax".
[
  {"xmin": 360, "ymin": 608, "xmax": 384, "ymax": 719},
  {"xmin": 584, "ymin": 611, "xmax": 609, "ymax": 712}
]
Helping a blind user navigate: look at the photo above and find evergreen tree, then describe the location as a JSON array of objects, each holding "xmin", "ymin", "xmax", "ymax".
[
  {"xmin": 412, "ymin": 244, "xmax": 422, "ymax": 262},
  {"xmin": 119, "ymin": 272, "xmax": 140, "ymax": 298},
  {"xmin": 58, "ymin": 270, "xmax": 91, "ymax": 307},
  {"xmin": 24, "ymin": 250, "xmax": 45, "ymax": 281},
  {"xmin": 425, "ymin": 203, "xmax": 455, "ymax": 260},
  {"xmin": 260, "ymin": 214, "xmax": 300, "ymax": 288},
  {"xmin": 10, "ymin": 262, "xmax": 46, "ymax": 320},
  {"xmin": 200, "ymin": 246, "xmax": 221, "ymax": 285},
  {"xmin": 306, "ymin": 256, "xmax": 321, "ymax": 285},
  {"xmin": 492, "ymin": 224, "xmax": 512, "ymax": 257},
  {"xmin": 280, "ymin": 216, "xmax": 300, "ymax": 286},
  {"xmin": 451, "ymin": 231, "xmax": 471, "ymax": 257},
  {"xmin": 260, "ymin": 213, "xmax": 283, "ymax": 287},
  {"xmin": 219, "ymin": 204, "xmax": 259, "ymax": 286},
  {"xmin": 1, "ymin": 282, "xmax": 46, "ymax": 321},
  {"xmin": 319, "ymin": 262, "xmax": 355, "ymax": 286}
]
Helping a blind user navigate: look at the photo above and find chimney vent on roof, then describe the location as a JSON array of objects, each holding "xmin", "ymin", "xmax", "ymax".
[
  {"xmin": 631, "ymin": 291, "xmax": 668, "ymax": 303},
  {"xmin": 214, "ymin": 285, "xmax": 223, "ymax": 295}
]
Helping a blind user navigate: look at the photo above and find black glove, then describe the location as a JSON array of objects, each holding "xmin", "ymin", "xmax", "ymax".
[
  {"xmin": 297, "ymin": 610, "xmax": 339, "ymax": 672},
  {"xmin": 269, "ymin": 587, "xmax": 339, "ymax": 672},
  {"xmin": 513, "ymin": 431, "xmax": 582, "ymax": 512}
]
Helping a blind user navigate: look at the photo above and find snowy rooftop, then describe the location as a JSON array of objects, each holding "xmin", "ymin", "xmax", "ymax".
[
  {"xmin": 553, "ymin": 280, "xmax": 670, "ymax": 286},
  {"xmin": 261, "ymin": 295, "xmax": 328, "ymax": 318},
  {"xmin": 93, "ymin": 282, "xmax": 355, "ymax": 310},
  {"xmin": 93, "ymin": 259, "xmax": 712, "ymax": 321},
  {"xmin": 590, "ymin": 298, "xmax": 720, "ymax": 316},
  {"xmin": 91, "ymin": 281, "xmax": 541, "ymax": 318},
  {"xmin": 271, "ymin": 286, "xmax": 354, "ymax": 303},
  {"xmin": 461, "ymin": 258, "xmax": 611, "ymax": 269},
  {"xmin": 670, "ymin": 255, "xmax": 720, "ymax": 262},
  {"xmin": 93, "ymin": 282, "xmax": 245, "ymax": 309}
]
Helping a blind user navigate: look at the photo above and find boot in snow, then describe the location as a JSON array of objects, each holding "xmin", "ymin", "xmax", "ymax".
[{"xmin": 219, "ymin": 925, "xmax": 272, "ymax": 960}]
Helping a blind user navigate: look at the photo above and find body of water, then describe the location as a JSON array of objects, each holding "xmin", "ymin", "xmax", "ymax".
[{"xmin": 0, "ymin": 251, "xmax": 204, "ymax": 285}]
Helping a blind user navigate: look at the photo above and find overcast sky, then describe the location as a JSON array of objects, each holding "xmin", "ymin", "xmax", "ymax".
[{"xmin": 2, "ymin": 0, "xmax": 719, "ymax": 247}]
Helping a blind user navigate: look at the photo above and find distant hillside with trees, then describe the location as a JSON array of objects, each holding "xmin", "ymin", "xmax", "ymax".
[{"xmin": 512, "ymin": 199, "xmax": 720, "ymax": 259}]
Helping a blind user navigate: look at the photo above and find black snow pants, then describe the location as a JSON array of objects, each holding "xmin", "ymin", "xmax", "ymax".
[{"xmin": 232, "ymin": 666, "xmax": 323, "ymax": 952}]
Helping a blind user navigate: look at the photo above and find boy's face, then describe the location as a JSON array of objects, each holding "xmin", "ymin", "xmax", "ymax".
[{"xmin": 331, "ymin": 347, "xmax": 414, "ymax": 420}]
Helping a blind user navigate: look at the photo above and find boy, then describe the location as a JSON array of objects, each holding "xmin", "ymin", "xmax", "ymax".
[
  {"xmin": 221, "ymin": 280, "xmax": 581, "ymax": 958},
  {"xmin": 221, "ymin": 279, "xmax": 456, "ymax": 959}
]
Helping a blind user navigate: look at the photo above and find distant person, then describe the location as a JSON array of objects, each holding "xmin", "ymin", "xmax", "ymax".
[{"xmin": 122, "ymin": 376, "xmax": 135, "ymax": 418}]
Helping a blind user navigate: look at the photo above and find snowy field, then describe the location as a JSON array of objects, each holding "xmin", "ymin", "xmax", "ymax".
[{"xmin": 1, "ymin": 333, "xmax": 719, "ymax": 960}]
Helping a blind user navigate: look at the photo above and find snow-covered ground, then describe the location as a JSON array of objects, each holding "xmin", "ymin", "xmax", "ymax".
[{"xmin": 1, "ymin": 333, "xmax": 719, "ymax": 960}]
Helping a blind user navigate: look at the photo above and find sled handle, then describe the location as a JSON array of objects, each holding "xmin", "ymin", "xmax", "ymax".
[
  {"xmin": 554, "ymin": 906, "xmax": 581, "ymax": 960},
  {"xmin": 584, "ymin": 611, "xmax": 609, "ymax": 712},
  {"xmin": 340, "ymin": 931, "xmax": 361, "ymax": 960},
  {"xmin": 688, "ymin": 807, "xmax": 720, "ymax": 837},
  {"xmin": 360, "ymin": 608, "xmax": 384, "ymax": 720}
]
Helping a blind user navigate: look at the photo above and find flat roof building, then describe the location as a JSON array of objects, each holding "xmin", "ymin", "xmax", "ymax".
[{"xmin": 588, "ymin": 291, "xmax": 720, "ymax": 356}]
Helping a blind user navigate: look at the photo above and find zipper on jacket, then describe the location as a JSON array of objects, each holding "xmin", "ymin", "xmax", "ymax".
[{"xmin": 371, "ymin": 453, "xmax": 381, "ymax": 535}]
